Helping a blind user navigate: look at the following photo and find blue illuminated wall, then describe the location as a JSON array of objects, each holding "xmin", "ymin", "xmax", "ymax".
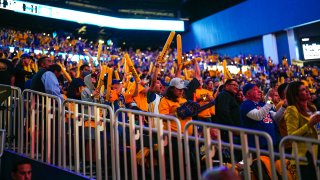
[
  {"xmin": 183, "ymin": 0, "xmax": 320, "ymax": 52},
  {"xmin": 210, "ymin": 37, "xmax": 263, "ymax": 57},
  {"xmin": 276, "ymin": 31, "xmax": 290, "ymax": 61}
]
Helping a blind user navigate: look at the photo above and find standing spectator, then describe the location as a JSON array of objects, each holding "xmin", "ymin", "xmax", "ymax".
[
  {"xmin": 13, "ymin": 54, "xmax": 33, "ymax": 90},
  {"xmin": 240, "ymin": 83, "xmax": 285, "ymax": 149},
  {"xmin": 284, "ymin": 81, "xmax": 320, "ymax": 179},
  {"xmin": 194, "ymin": 78, "xmax": 214, "ymax": 122},
  {"xmin": 215, "ymin": 79, "xmax": 240, "ymax": 127},
  {"xmin": 41, "ymin": 64, "xmax": 64, "ymax": 101},
  {"xmin": 67, "ymin": 64, "xmax": 90, "ymax": 100},
  {"xmin": 0, "ymin": 58, "xmax": 14, "ymax": 85},
  {"xmin": 236, "ymin": 89, "xmax": 245, "ymax": 104},
  {"xmin": 275, "ymin": 83, "xmax": 288, "ymax": 111},
  {"xmin": 30, "ymin": 56, "xmax": 53, "ymax": 92},
  {"xmin": 265, "ymin": 88, "xmax": 280, "ymax": 105}
]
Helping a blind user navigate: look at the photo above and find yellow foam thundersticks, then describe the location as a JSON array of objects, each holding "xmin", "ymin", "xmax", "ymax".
[
  {"xmin": 96, "ymin": 65, "xmax": 107, "ymax": 98},
  {"xmin": 183, "ymin": 57, "xmax": 201, "ymax": 68},
  {"xmin": 105, "ymin": 67, "xmax": 113, "ymax": 101},
  {"xmin": 222, "ymin": 60, "xmax": 232, "ymax": 80},
  {"xmin": 156, "ymin": 31, "xmax": 175, "ymax": 64},
  {"xmin": 57, "ymin": 62, "xmax": 72, "ymax": 83},
  {"xmin": 96, "ymin": 40, "xmax": 104, "ymax": 64},
  {"xmin": 177, "ymin": 34, "xmax": 182, "ymax": 69},
  {"xmin": 124, "ymin": 53, "xmax": 140, "ymax": 82},
  {"xmin": 76, "ymin": 59, "xmax": 83, "ymax": 78}
]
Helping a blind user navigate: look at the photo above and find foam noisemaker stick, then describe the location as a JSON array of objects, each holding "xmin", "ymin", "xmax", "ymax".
[
  {"xmin": 17, "ymin": 50, "xmax": 22, "ymax": 58},
  {"xmin": 124, "ymin": 53, "xmax": 140, "ymax": 82},
  {"xmin": 183, "ymin": 57, "xmax": 201, "ymax": 68},
  {"xmin": 177, "ymin": 34, "xmax": 182, "ymax": 69},
  {"xmin": 96, "ymin": 65, "xmax": 107, "ymax": 96},
  {"xmin": 121, "ymin": 58, "xmax": 126, "ymax": 73},
  {"xmin": 76, "ymin": 59, "xmax": 83, "ymax": 78},
  {"xmin": 171, "ymin": 67, "xmax": 175, "ymax": 75},
  {"xmin": 222, "ymin": 60, "xmax": 232, "ymax": 80},
  {"xmin": 126, "ymin": 81, "xmax": 135, "ymax": 94},
  {"xmin": 96, "ymin": 40, "xmax": 104, "ymax": 63},
  {"xmin": 183, "ymin": 69, "xmax": 189, "ymax": 80},
  {"xmin": 105, "ymin": 67, "xmax": 113, "ymax": 101},
  {"xmin": 114, "ymin": 70, "xmax": 120, "ymax": 80},
  {"xmin": 57, "ymin": 62, "xmax": 72, "ymax": 83},
  {"xmin": 117, "ymin": 62, "xmax": 121, "ymax": 73},
  {"xmin": 156, "ymin": 31, "xmax": 176, "ymax": 63},
  {"xmin": 148, "ymin": 62, "xmax": 154, "ymax": 75}
]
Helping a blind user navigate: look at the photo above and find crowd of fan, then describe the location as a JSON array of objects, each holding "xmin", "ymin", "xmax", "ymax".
[{"xmin": 1, "ymin": 27, "xmax": 320, "ymax": 179}]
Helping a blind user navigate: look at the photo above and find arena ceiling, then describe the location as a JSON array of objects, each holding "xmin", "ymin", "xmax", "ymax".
[
  {"xmin": 0, "ymin": 0, "xmax": 245, "ymax": 49},
  {"xmin": 22, "ymin": 0, "xmax": 245, "ymax": 21}
]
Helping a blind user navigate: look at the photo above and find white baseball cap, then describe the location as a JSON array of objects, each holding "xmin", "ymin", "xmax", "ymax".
[{"xmin": 169, "ymin": 77, "xmax": 186, "ymax": 89}]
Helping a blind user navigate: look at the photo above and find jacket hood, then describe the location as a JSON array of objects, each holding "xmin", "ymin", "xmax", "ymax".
[{"xmin": 84, "ymin": 74, "xmax": 95, "ymax": 92}]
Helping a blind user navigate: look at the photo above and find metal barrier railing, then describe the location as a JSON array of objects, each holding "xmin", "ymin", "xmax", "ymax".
[
  {"xmin": 0, "ymin": 129, "xmax": 5, "ymax": 176},
  {"xmin": 184, "ymin": 121, "xmax": 277, "ymax": 180},
  {"xmin": 62, "ymin": 99, "xmax": 115, "ymax": 180},
  {"xmin": 114, "ymin": 108, "xmax": 185, "ymax": 180},
  {"xmin": 0, "ymin": 129, "xmax": 5, "ymax": 158},
  {"xmin": 8, "ymin": 86, "xmax": 320, "ymax": 180},
  {"xmin": 0, "ymin": 84, "xmax": 22, "ymax": 152},
  {"xmin": 279, "ymin": 135, "xmax": 320, "ymax": 180},
  {"xmin": 21, "ymin": 89, "xmax": 62, "ymax": 166}
]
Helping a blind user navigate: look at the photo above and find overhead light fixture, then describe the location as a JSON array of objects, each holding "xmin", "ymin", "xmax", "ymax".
[
  {"xmin": 302, "ymin": 38, "xmax": 310, "ymax": 42},
  {"xmin": 6, "ymin": 0, "xmax": 185, "ymax": 31}
]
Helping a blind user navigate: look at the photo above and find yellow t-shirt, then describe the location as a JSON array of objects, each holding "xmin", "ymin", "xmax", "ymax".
[
  {"xmin": 158, "ymin": 97, "xmax": 193, "ymax": 135},
  {"xmin": 195, "ymin": 88, "xmax": 214, "ymax": 118}
]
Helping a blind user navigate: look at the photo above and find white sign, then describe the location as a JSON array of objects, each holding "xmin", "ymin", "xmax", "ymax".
[{"xmin": 303, "ymin": 43, "xmax": 320, "ymax": 60}]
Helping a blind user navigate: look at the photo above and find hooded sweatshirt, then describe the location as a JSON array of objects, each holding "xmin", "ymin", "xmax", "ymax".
[{"xmin": 81, "ymin": 74, "xmax": 96, "ymax": 102}]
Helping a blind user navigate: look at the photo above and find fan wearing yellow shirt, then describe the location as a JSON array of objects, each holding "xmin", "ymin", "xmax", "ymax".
[{"xmin": 195, "ymin": 78, "xmax": 214, "ymax": 122}]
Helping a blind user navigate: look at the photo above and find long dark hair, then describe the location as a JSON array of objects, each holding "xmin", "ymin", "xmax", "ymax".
[
  {"xmin": 164, "ymin": 86, "xmax": 179, "ymax": 102},
  {"xmin": 286, "ymin": 81, "xmax": 316, "ymax": 116}
]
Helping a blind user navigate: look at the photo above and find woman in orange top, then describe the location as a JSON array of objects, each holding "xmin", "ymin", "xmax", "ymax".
[
  {"xmin": 158, "ymin": 77, "xmax": 195, "ymax": 179},
  {"xmin": 158, "ymin": 77, "xmax": 193, "ymax": 135}
]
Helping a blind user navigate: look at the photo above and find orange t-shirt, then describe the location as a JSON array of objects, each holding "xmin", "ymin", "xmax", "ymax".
[
  {"xmin": 133, "ymin": 84, "xmax": 148, "ymax": 111},
  {"xmin": 158, "ymin": 97, "xmax": 193, "ymax": 135}
]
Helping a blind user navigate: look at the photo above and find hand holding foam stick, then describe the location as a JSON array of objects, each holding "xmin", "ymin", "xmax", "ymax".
[{"xmin": 76, "ymin": 59, "xmax": 83, "ymax": 78}]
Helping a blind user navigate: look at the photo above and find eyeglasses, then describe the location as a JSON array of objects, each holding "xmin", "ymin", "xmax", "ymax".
[{"xmin": 228, "ymin": 83, "xmax": 239, "ymax": 87}]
